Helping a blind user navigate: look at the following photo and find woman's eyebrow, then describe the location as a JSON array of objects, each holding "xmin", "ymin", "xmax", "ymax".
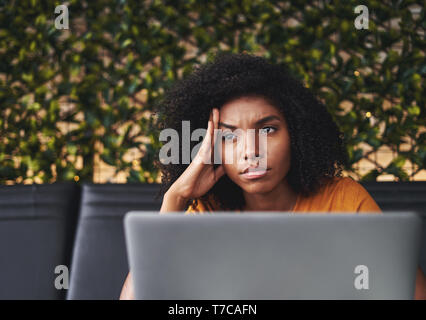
[
  {"xmin": 254, "ymin": 115, "xmax": 281, "ymax": 125},
  {"xmin": 219, "ymin": 115, "xmax": 282, "ymax": 129},
  {"xmin": 218, "ymin": 122, "xmax": 237, "ymax": 129}
]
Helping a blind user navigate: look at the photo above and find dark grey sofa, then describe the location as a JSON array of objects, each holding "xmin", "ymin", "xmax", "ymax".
[
  {"xmin": 0, "ymin": 183, "xmax": 80, "ymax": 299},
  {"xmin": 67, "ymin": 184, "xmax": 161, "ymax": 300},
  {"xmin": 0, "ymin": 181, "xmax": 424, "ymax": 300}
]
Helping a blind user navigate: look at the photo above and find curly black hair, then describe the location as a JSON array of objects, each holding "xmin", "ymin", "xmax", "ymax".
[{"xmin": 154, "ymin": 52, "xmax": 348, "ymax": 210}]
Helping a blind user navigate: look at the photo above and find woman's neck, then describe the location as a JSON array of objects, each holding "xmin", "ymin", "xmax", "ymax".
[{"xmin": 242, "ymin": 179, "xmax": 298, "ymax": 212}]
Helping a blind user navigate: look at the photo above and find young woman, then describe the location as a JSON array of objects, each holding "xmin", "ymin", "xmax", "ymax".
[{"xmin": 120, "ymin": 53, "xmax": 425, "ymax": 299}]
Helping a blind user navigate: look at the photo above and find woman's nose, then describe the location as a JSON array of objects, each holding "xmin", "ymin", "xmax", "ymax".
[{"xmin": 240, "ymin": 129, "xmax": 266, "ymax": 162}]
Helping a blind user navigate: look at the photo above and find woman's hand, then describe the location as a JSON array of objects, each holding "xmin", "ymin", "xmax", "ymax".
[
  {"xmin": 165, "ymin": 108, "xmax": 225, "ymax": 204},
  {"xmin": 119, "ymin": 272, "xmax": 134, "ymax": 300}
]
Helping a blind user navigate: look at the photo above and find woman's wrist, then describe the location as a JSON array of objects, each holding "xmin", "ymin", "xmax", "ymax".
[{"xmin": 161, "ymin": 188, "xmax": 189, "ymax": 213}]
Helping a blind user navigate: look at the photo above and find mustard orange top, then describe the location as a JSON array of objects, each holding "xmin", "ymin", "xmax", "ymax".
[{"xmin": 185, "ymin": 176, "xmax": 382, "ymax": 215}]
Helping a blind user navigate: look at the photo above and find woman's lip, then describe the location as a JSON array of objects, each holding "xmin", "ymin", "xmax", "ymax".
[{"xmin": 240, "ymin": 169, "xmax": 270, "ymax": 179}]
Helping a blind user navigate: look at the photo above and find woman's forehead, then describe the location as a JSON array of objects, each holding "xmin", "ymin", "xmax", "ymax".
[{"xmin": 219, "ymin": 96, "xmax": 285, "ymax": 123}]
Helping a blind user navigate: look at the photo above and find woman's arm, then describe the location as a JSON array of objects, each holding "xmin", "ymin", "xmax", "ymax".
[
  {"xmin": 120, "ymin": 109, "xmax": 223, "ymax": 300},
  {"xmin": 119, "ymin": 189, "xmax": 189, "ymax": 300},
  {"xmin": 119, "ymin": 272, "xmax": 134, "ymax": 300},
  {"xmin": 415, "ymin": 267, "xmax": 426, "ymax": 300}
]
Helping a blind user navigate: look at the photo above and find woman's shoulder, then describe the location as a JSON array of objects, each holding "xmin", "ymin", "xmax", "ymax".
[
  {"xmin": 318, "ymin": 176, "xmax": 369, "ymax": 195},
  {"xmin": 324, "ymin": 176, "xmax": 363, "ymax": 192},
  {"xmin": 338, "ymin": 176, "xmax": 382, "ymax": 213},
  {"xmin": 296, "ymin": 176, "xmax": 382, "ymax": 213},
  {"xmin": 328, "ymin": 176, "xmax": 376, "ymax": 200}
]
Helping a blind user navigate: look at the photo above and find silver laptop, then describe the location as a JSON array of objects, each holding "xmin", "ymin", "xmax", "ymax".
[{"xmin": 124, "ymin": 212, "xmax": 422, "ymax": 300}]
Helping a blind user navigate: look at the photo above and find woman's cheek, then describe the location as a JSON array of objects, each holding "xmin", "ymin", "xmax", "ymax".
[
  {"xmin": 269, "ymin": 135, "xmax": 291, "ymax": 158},
  {"xmin": 220, "ymin": 145, "xmax": 233, "ymax": 171},
  {"xmin": 221, "ymin": 143, "xmax": 238, "ymax": 166}
]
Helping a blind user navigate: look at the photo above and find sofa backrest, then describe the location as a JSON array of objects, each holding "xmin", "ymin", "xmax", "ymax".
[
  {"xmin": 67, "ymin": 183, "xmax": 162, "ymax": 300},
  {"xmin": 361, "ymin": 181, "xmax": 426, "ymax": 274},
  {"xmin": 0, "ymin": 183, "xmax": 79, "ymax": 299}
]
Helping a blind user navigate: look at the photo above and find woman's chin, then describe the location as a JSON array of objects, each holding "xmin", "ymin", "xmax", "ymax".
[{"xmin": 239, "ymin": 180, "xmax": 276, "ymax": 194}]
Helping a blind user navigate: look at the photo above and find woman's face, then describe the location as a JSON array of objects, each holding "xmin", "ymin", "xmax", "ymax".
[{"xmin": 218, "ymin": 96, "xmax": 292, "ymax": 194}]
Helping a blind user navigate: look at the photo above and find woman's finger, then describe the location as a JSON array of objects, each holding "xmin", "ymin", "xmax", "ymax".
[
  {"xmin": 211, "ymin": 108, "xmax": 219, "ymax": 164},
  {"xmin": 194, "ymin": 119, "xmax": 212, "ymax": 164},
  {"xmin": 212, "ymin": 108, "xmax": 219, "ymax": 147}
]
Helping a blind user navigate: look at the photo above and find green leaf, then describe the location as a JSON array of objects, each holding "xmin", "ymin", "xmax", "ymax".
[
  {"xmin": 100, "ymin": 153, "xmax": 115, "ymax": 166},
  {"xmin": 390, "ymin": 155, "xmax": 406, "ymax": 169},
  {"xmin": 121, "ymin": 39, "xmax": 132, "ymax": 48},
  {"xmin": 407, "ymin": 105, "xmax": 420, "ymax": 116},
  {"xmin": 361, "ymin": 169, "xmax": 380, "ymax": 182}
]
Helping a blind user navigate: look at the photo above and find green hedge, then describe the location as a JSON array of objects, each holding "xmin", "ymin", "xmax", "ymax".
[{"xmin": 0, "ymin": 0, "xmax": 424, "ymax": 184}]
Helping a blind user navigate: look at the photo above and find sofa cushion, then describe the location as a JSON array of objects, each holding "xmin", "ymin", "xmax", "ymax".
[
  {"xmin": 0, "ymin": 183, "xmax": 80, "ymax": 299},
  {"xmin": 67, "ymin": 183, "xmax": 162, "ymax": 300}
]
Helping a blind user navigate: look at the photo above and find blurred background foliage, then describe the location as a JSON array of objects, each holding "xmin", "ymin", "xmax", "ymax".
[{"xmin": 0, "ymin": 0, "xmax": 424, "ymax": 184}]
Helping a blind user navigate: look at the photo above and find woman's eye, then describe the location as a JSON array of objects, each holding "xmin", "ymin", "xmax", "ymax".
[{"xmin": 260, "ymin": 126, "xmax": 276, "ymax": 134}]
